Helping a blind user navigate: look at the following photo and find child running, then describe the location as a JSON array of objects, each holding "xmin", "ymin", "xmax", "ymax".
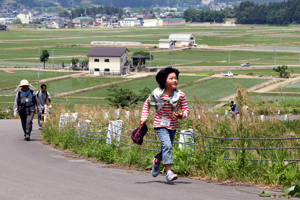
[{"xmin": 140, "ymin": 67, "xmax": 189, "ymax": 182}]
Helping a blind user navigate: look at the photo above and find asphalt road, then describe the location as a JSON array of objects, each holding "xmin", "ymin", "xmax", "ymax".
[{"xmin": 0, "ymin": 119, "xmax": 268, "ymax": 200}]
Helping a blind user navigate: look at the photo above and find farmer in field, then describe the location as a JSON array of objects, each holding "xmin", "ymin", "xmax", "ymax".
[
  {"xmin": 140, "ymin": 67, "xmax": 189, "ymax": 182},
  {"xmin": 13, "ymin": 80, "xmax": 37, "ymax": 141},
  {"xmin": 36, "ymin": 84, "xmax": 51, "ymax": 128}
]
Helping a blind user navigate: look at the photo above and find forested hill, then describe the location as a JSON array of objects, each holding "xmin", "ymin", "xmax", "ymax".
[
  {"xmin": 2, "ymin": 0, "xmax": 284, "ymax": 8},
  {"xmin": 235, "ymin": 0, "xmax": 300, "ymax": 25}
]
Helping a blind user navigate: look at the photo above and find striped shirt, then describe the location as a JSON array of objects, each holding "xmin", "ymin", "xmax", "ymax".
[{"xmin": 141, "ymin": 90, "xmax": 189, "ymax": 130}]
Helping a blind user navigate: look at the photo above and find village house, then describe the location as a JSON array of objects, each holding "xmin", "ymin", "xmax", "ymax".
[{"xmin": 87, "ymin": 47, "xmax": 131, "ymax": 76}]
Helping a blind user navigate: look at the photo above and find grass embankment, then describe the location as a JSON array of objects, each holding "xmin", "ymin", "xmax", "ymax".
[{"xmin": 42, "ymin": 88, "xmax": 300, "ymax": 187}]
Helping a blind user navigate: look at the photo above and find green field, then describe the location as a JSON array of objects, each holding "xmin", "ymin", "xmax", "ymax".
[
  {"xmin": 1, "ymin": 26, "xmax": 300, "ymax": 67},
  {"xmin": 182, "ymin": 77, "xmax": 268, "ymax": 100},
  {"xmin": 0, "ymin": 70, "xmax": 77, "ymax": 88},
  {"xmin": 71, "ymin": 75, "xmax": 206, "ymax": 98}
]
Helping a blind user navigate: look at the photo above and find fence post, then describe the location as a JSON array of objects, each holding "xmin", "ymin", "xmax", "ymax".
[
  {"xmin": 106, "ymin": 121, "xmax": 113, "ymax": 144},
  {"xmin": 106, "ymin": 120, "xmax": 123, "ymax": 147},
  {"xmin": 82, "ymin": 120, "xmax": 91, "ymax": 138},
  {"xmin": 261, "ymin": 115, "xmax": 264, "ymax": 121},
  {"xmin": 71, "ymin": 112, "xmax": 78, "ymax": 122},
  {"xmin": 284, "ymin": 115, "xmax": 288, "ymax": 121},
  {"xmin": 125, "ymin": 111, "xmax": 130, "ymax": 119},
  {"xmin": 179, "ymin": 129, "xmax": 194, "ymax": 151},
  {"xmin": 112, "ymin": 120, "xmax": 123, "ymax": 148},
  {"xmin": 115, "ymin": 109, "xmax": 120, "ymax": 119}
]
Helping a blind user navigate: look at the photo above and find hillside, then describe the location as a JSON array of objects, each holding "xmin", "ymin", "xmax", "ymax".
[{"xmin": 2, "ymin": 0, "xmax": 284, "ymax": 8}]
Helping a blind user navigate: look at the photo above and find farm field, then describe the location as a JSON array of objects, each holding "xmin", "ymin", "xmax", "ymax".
[
  {"xmin": 71, "ymin": 75, "xmax": 206, "ymax": 97},
  {"xmin": 0, "ymin": 70, "xmax": 77, "ymax": 88},
  {"xmin": 0, "ymin": 77, "xmax": 126, "ymax": 96},
  {"xmin": 183, "ymin": 77, "xmax": 268, "ymax": 100},
  {"xmin": 1, "ymin": 25, "xmax": 300, "ymax": 68}
]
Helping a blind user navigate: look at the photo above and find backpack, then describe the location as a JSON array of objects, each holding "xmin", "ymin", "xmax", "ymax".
[
  {"xmin": 37, "ymin": 90, "xmax": 49, "ymax": 100},
  {"xmin": 18, "ymin": 90, "xmax": 36, "ymax": 113}
]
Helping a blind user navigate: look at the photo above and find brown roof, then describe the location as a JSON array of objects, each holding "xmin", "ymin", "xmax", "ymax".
[{"xmin": 87, "ymin": 47, "xmax": 129, "ymax": 57}]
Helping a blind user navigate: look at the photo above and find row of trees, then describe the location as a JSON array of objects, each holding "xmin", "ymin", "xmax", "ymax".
[
  {"xmin": 235, "ymin": 0, "xmax": 300, "ymax": 25},
  {"xmin": 59, "ymin": 6, "xmax": 122, "ymax": 19},
  {"xmin": 184, "ymin": 9, "xmax": 226, "ymax": 23}
]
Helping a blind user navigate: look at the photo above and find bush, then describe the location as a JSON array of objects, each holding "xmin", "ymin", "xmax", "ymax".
[
  {"xmin": 291, "ymin": 109, "xmax": 298, "ymax": 115},
  {"xmin": 246, "ymin": 72, "xmax": 253, "ymax": 75},
  {"xmin": 259, "ymin": 75, "xmax": 263, "ymax": 77}
]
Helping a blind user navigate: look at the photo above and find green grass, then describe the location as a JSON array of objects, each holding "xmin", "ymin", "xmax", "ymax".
[
  {"xmin": 0, "ymin": 70, "xmax": 77, "ymax": 88},
  {"xmin": 1, "ymin": 26, "xmax": 300, "ymax": 67},
  {"xmin": 182, "ymin": 78, "xmax": 269, "ymax": 100},
  {"xmin": 72, "ymin": 75, "xmax": 206, "ymax": 97},
  {"xmin": 251, "ymin": 92, "xmax": 300, "ymax": 101},
  {"xmin": 0, "ymin": 77, "xmax": 126, "ymax": 96}
]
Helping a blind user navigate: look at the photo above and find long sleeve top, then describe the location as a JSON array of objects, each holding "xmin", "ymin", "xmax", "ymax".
[{"xmin": 141, "ymin": 90, "xmax": 188, "ymax": 130}]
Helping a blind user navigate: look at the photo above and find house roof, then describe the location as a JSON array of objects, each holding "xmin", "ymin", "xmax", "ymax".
[
  {"xmin": 76, "ymin": 17, "xmax": 93, "ymax": 20},
  {"xmin": 87, "ymin": 47, "xmax": 129, "ymax": 57},
  {"xmin": 131, "ymin": 54, "xmax": 148, "ymax": 59}
]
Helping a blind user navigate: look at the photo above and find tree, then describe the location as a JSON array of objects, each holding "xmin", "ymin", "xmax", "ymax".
[
  {"xmin": 40, "ymin": 49, "xmax": 50, "ymax": 69},
  {"xmin": 105, "ymin": 85, "xmax": 139, "ymax": 108},
  {"xmin": 133, "ymin": 50, "xmax": 154, "ymax": 61},
  {"xmin": 84, "ymin": 57, "xmax": 89, "ymax": 67},
  {"xmin": 13, "ymin": 18, "xmax": 22, "ymax": 24},
  {"xmin": 273, "ymin": 65, "xmax": 292, "ymax": 78},
  {"xmin": 71, "ymin": 57, "xmax": 80, "ymax": 67},
  {"xmin": 137, "ymin": 87, "xmax": 151, "ymax": 101}
]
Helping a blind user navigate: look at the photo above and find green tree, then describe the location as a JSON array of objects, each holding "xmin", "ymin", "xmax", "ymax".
[
  {"xmin": 71, "ymin": 57, "xmax": 80, "ymax": 66},
  {"xmin": 13, "ymin": 18, "xmax": 22, "ymax": 24},
  {"xmin": 138, "ymin": 87, "xmax": 151, "ymax": 101},
  {"xmin": 273, "ymin": 65, "xmax": 292, "ymax": 78},
  {"xmin": 133, "ymin": 50, "xmax": 153, "ymax": 61},
  {"xmin": 84, "ymin": 57, "xmax": 89, "ymax": 66},
  {"xmin": 105, "ymin": 84, "xmax": 139, "ymax": 108},
  {"xmin": 40, "ymin": 49, "xmax": 50, "ymax": 69}
]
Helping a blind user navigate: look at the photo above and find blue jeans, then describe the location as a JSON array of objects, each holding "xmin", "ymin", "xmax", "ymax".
[
  {"xmin": 37, "ymin": 108, "xmax": 42, "ymax": 127},
  {"xmin": 154, "ymin": 127, "xmax": 176, "ymax": 165}
]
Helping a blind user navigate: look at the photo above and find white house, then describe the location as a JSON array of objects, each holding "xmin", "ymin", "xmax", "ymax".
[
  {"xmin": 17, "ymin": 13, "xmax": 32, "ymax": 24},
  {"xmin": 87, "ymin": 47, "xmax": 130, "ymax": 76}
]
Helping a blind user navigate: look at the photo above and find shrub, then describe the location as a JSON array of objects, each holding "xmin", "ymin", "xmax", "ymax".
[{"xmin": 246, "ymin": 72, "xmax": 253, "ymax": 75}]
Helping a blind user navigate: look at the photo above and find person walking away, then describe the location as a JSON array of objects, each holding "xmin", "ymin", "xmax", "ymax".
[
  {"xmin": 36, "ymin": 84, "xmax": 51, "ymax": 128},
  {"xmin": 140, "ymin": 67, "xmax": 189, "ymax": 182},
  {"xmin": 42, "ymin": 98, "xmax": 52, "ymax": 122},
  {"xmin": 13, "ymin": 80, "xmax": 37, "ymax": 141}
]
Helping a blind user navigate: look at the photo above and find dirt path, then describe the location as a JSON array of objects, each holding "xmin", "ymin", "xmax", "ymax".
[{"xmin": 255, "ymin": 76, "xmax": 300, "ymax": 93}]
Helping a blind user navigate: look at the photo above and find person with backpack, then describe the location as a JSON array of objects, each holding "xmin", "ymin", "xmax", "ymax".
[
  {"xmin": 35, "ymin": 84, "xmax": 51, "ymax": 128},
  {"xmin": 13, "ymin": 80, "xmax": 37, "ymax": 141}
]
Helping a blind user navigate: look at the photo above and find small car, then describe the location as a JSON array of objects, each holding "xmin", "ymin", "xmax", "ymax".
[{"xmin": 241, "ymin": 63, "xmax": 251, "ymax": 67}]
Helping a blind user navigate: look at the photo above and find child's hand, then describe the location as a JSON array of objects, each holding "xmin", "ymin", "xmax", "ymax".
[
  {"xmin": 140, "ymin": 119, "xmax": 147, "ymax": 125},
  {"xmin": 173, "ymin": 112, "xmax": 183, "ymax": 119}
]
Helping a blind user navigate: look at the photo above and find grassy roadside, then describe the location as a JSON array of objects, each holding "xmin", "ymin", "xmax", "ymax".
[{"xmin": 41, "ymin": 88, "xmax": 300, "ymax": 187}]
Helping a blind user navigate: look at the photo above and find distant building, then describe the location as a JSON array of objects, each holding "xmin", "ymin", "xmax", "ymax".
[
  {"xmin": 119, "ymin": 18, "xmax": 141, "ymax": 27},
  {"xmin": 159, "ymin": 34, "xmax": 196, "ymax": 49},
  {"xmin": 157, "ymin": 18, "xmax": 185, "ymax": 26},
  {"xmin": 17, "ymin": 13, "xmax": 32, "ymax": 24},
  {"xmin": 87, "ymin": 47, "xmax": 131, "ymax": 76}
]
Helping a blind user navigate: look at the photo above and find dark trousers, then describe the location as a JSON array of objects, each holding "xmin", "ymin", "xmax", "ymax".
[{"xmin": 19, "ymin": 112, "xmax": 34, "ymax": 136}]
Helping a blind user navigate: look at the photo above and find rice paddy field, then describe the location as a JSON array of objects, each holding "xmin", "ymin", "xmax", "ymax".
[
  {"xmin": 1, "ymin": 25, "xmax": 300, "ymax": 67},
  {"xmin": 0, "ymin": 25, "xmax": 300, "ymax": 111}
]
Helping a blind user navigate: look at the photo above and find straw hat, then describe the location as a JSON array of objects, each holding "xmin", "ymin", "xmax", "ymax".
[{"xmin": 15, "ymin": 79, "xmax": 36, "ymax": 92}]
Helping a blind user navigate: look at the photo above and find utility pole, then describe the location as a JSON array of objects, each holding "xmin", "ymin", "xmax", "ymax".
[
  {"xmin": 221, "ymin": 32, "xmax": 222, "ymax": 47},
  {"xmin": 274, "ymin": 48, "xmax": 276, "ymax": 67},
  {"xmin": 150, "ymin": 50, "xmax": 151, "ymax": 68},
  {"xmin": 228, "ymin": 51, "xmax": 230, "ymax": 68},
  {"xmin": 38, "ymin": 49, "xmax": 40, "ymax": 84},
  {"xmin": 170, "ymin": 40, "xmax": 173, "ymax": 67},
  {"xmin": 280, "ymin": 35, "xmax": 281, "ymax": 48},
  {"xmin": 52, "ymin": 49, "xmax": 54, "ymax": 67}
]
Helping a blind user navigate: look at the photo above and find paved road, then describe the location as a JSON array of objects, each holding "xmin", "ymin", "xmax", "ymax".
[{"xmin": 0, "ymin": 119, "xmax": 270, "ymax": 200}]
